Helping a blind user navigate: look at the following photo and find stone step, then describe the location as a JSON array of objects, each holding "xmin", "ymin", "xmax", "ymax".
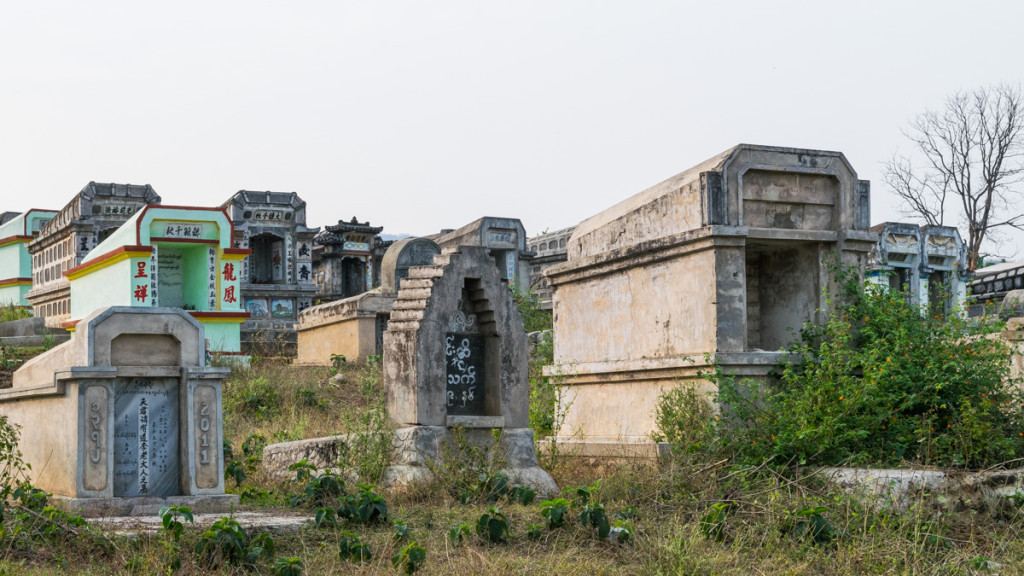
[
  {"xmin": 396, "ymin": 287, "xmax": 432, "ymax": 300},
  {"xmin": 392, "ymin": 298, "xmax": 428, "ymax": 311},
  {"xmin": 385, "ymin": 320, "xmax": 420, "ymax": 332},
  {"xmin": 407, "ymin": 266, "xmax": 445, "ymax": 279},
  {"xmin": 388, "ymin": 310, "xmax": 425, "ymax": 324},
  {"xmin": 398, "ymin": 278, "xmax": 435, "ymax": 290}
]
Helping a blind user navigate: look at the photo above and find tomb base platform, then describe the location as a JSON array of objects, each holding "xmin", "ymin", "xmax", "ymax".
[
  {"xmin": 55, "ymin": 494, "xmax": 240, "ymax": 518},
  {"xmin": 548, "ymin": 352, "xmax": 784, "ymax": 443},
  {"xmin": 381, "ymin": 425, "xmax": 558, "ymax": 497},
  {"xmin": 540, "ymin": 438, "xmax": 672, "ymax": 460}
]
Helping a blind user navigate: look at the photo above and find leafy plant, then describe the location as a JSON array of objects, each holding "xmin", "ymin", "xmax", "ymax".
[
  {"xmin": 242, "ymin": 433, "xmax": 267, "ymax": 471},
  {"xmin": 447, "ymin": 523, "xmax": 471, "ymax": 545},
  {"xmin": 701, "ymin": 502, "xmax": 732, "ymax": 542},
  {"xmin": 271, "ymin": 557, "xmax": 304, "ymax": 576},
  {"xmin": 393, "ymin": 520, "xmax": 410, "ymax": 541},
  {"xmin": 651, "ymin": 381, "xmax": 716, "ymax": 454},
  {"xmin": 578, "ymin": 502, "xmax": 610, "ymax": 539},
  {"xmin": 786, "ymin": 506, "xmax": 837, "ymax": 546},
  {"xmin": 159, "ymin": 505, "xmax": 193, "ymax": 541},
  {"xmin": 476, "ymin": 506, "xmax": 511, "ymax": 544},
  {"xmin": 391, "ymin": 541, "xmax": 426, "ymax": 574},
  {"xmin": 338, "ymin": 531, "xmax": 372, "ymax": 563},
  {"xmin": 510, "ymin": 283, "xmax": 552, "ymax": 333},
  {"xmin": 158, "ymin": 505, "xmax": 193, "ymax": 572},
  {"xmin": 314, "ymin": 507, "xmax": 338, "ymax": 529},
  {"xmin": 291, "ymin": 470, "xmax": 345, "ymax": 508},
  {"xmin": 540, "ymin": 498, "xmax": 570, "ymax": 529},
  {"xmin": 225, "ymin": 461, "xmax": 246, "ymax": 486},
  {"xmin": 330, "ymin": 353, "xmax": 347, "ymax": 372},
  {"xmin": 196, "ymin": 516, "xmax": 272, "ymax": 570},
  {"xmin": 296, "ymin": 388, "xmax": 325, "ymax": 409},
  {"xmin": 684, "ymin": 263, "xmax": 1024, "ymax": 469},
  {"xmin": 509, "ymin": 485, "xmax": 537, "ymax": 506},
  {"xmin": 337, "ymin": 483, "xmax": 388, "ymax": 524},
  {"xmin": 609, "ymin": 519, "xmax": 634, "ymax": 543},
  {"xmin": 288, "ymin": 458, "xmax": 317, "ymax": 483},
  {"xmin": 526, "ymin": 523, "xmax": 544, "ymax": 539}
]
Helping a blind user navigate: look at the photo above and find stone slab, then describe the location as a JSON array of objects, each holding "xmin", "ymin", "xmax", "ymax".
[
  {"xmin": 89, "ymin": 510, "xmax": 308, "ymax": 534},
  {"xmin": 262, "ymin": 434, "xmax": 350, "ymax": 479},
  {"xmin": 54, "ymin": 494, "xmax": 240, "ymax": 518}
]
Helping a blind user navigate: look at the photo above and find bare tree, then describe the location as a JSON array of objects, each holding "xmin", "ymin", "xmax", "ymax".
[{"xmin": 883, "ymin": 83, "xmax": 1024, "ymax": 270}]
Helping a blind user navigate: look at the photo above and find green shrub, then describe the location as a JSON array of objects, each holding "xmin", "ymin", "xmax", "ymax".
[
  {"xmin": 511, "ymin": 284, "xmax": 552, "ymax": 333},
  {"xmin": 271, "ymin": 557, "xmax": 304, "ymax": 576},
  {"xmin": 0, "ymin": 304, "xmax": 31, "ymax": 323},
  {"xmin": 391, "ymin": 541, "xmax": 425, "ymax": 574},
  {"xmin": 225, "ymin": 375, "xmax": 280, "ymax": 421},
  {"xmin": 337, "ymin": 483, "xmax": 388, "ymax": 524},
  {"xmin": 447, "ymin": 523, "xmax": 471, "ymax": 545},
  {"xmin": 475, "ymin": 506, "xmax": 510, "ymax": 544},
  {"xmin": 338, "ymin": 531, "xmax": 372, "ymax": 563},
  {"xmin": 539, "ymin": 498, "xmax": 570, "ymax": 529},
  {"xmin": 651, "ymin": 381, "xmax": 716, "ymax": 454},
  {"xmin": 195, "ymin": 517, "xmax": 275, "ymax": 570},
  {"xmin": 291, "ymin": 470, "xmax": 345, "ymax": 508},
  {"xmin": 687, "ymin": 265, "xmax": 1024, "ymax": 469}
]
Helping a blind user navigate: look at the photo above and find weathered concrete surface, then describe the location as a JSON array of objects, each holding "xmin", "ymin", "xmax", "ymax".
[
  {"xmin": 821, "ymin": 467, "xmax": 1024, "ymax": 511},
  {"xmin": 0, "ymin": 307, "xmax": 229, "ymax": 501},
  {"xmin": 90, "ymin": 509, "xmax": 306, "ymax": 533},
  {"xmin": 295, "ymin": 290, "xmax": 393, "ymax": 365},
  {"xmin": 57, "ymin": 494, "xmax": 240, "ymax": 518},
  {"xmin": 381, "ymin": 246, "xmax": 555, "ymax": 495},
  {"xmin": 0, "ymin": 317, "xmax": 65, "ymax": 338},
  {"xmin": 262, "ymin": 434, "xmax": 350, "ymax": 478},
  {"xmin": 384, "ymin": 246, "xmax": 529, "ymax": 428},
  {"xmin": 429, "ymin": 217, "xmax": 533, "ymax": 291},
  {"xmin": 382, "ymin": 426, "xmax": 558, "ymax": 496},
  {"xmin": 546, "ymin": 144, "xmax": 876, "ymax": 444}
]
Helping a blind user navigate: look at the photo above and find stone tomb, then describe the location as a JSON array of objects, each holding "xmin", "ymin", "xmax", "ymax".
[
  {"xmin": 545, "ymin": 144, "xmax": 877, "ymax": 444},
  {"xmin": 0, "ymin": 307, "xmax": 234, "ymax": 515},
  {"xmin": 381, "ymin": 246, "xmax": 556, "ymax": 495},
  {"xmin": 295, "ymin": 237, "xmax": 440, "ymax": 365}
]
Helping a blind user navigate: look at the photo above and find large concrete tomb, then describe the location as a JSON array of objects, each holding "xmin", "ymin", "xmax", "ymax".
[{"xmin": 0, "ymin": 307, "xmax": 235, "ymax": 515}]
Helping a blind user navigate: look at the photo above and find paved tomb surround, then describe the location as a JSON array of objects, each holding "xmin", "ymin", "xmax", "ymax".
[
  {"xmin": 381, "ymin": 245, "xmax": 557, "ymax": 495},
  {"xmin": 0, "ymin": 307, "xmax": 235, "ymax": 516}
]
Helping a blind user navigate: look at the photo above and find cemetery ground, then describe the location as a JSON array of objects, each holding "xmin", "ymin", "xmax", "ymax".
[{"xmin": 3, "ymin": 343, "xmax": 1024, "ymax": 573}]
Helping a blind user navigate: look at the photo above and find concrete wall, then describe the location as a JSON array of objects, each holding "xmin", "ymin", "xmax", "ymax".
[
  {"xmin": 2, "ymin": 381, "xmax": 80, "ymax": 495},
  {"xmin": 71, "ymin": 259, "xmax": 132, "ymax": 320},
  {"xmin": 296, "ymin": 290, "xmax": 394, "ymax": 364},
  {"xmin": 553, "ymin": 248, "xmax": 718, "ymax": 365}
]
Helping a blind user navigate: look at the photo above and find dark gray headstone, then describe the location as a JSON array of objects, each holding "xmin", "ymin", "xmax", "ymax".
[
  {"xmin": 445, "ymin": 332, "xmax": 485, "ymax": 415},
  {"xmin": 113, "ymin": 377, "xmax": 180, "ymax": 497}
]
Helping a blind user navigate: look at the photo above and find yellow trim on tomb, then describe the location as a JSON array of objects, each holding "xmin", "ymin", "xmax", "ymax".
[{"xmin": 65, "ymin": 250, "xmax": 152, "ymax": 280}]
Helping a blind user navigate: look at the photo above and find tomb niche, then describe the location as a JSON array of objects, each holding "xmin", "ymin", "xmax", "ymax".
[
  {"xmin": 382, "ymin": 246, "xmax": 556, "ymax": 495},
  {"xmin": 0, "ymin": 307, "xmax": 234, "ymax": 516}
]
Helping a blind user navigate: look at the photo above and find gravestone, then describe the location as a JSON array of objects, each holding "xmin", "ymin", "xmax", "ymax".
[
  {"xmin": 380, "ymin": 237, "xmax": 441, "ymax": 293},
  {"xmin": 382, "ymin": 246, "xmax": 557, "ymax": 495},
  {"xmin": 0, "ymin": 307, "xmax": 235, "ymax": 516}
]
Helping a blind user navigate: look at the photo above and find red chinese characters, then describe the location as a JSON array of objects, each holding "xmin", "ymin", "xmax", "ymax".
[
  {"xmin": 222, "ymin": 263, "xmax": 237, "ymax": 281},
  {"xmin": 223, "ymin": 285, "xmax": 237, "ymax": 304},
  {"xmin": 134, "ymin": 285, "xmax": 148, "ymax": 303},
  {"xmin": 134, "ymin": 262, "xmax": 148, "ymax": 278}
]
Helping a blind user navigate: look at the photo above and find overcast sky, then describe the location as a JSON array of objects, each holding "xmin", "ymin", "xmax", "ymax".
[{"xmin": 2, "ymin": 1, "xmax": 1023, "ymax": 255}]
